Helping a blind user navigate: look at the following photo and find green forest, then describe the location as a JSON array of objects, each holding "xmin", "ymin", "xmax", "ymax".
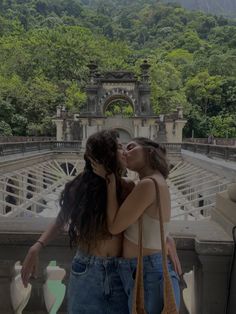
[{"xmin": 0, "ymin": 0, "xmax": 235, "ymax": 138}]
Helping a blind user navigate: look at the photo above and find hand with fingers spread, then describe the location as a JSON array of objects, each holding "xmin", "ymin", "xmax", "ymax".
[{"xmin": 21, "ymin": 242, "xmax": 41, "ymax": 288}]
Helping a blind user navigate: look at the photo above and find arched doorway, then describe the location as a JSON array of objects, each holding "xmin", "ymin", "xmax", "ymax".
[{"xmin": 104, "ymin": 95, "xmax": 134, "ymax": 117}]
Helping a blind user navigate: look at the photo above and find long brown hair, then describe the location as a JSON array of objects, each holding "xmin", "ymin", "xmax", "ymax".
[{"xmin": 59, "ymin": 130, "xmax": 123, "ymax": 251}]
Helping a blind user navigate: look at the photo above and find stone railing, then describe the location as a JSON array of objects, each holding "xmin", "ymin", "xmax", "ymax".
[
  {"xmin": 0, "ymin": 141, "xmax": 181, "ymax": 157},
  {"xmin": 184, "ymin": 138, "xmax": 236, "ymax": 146},
  {"xmin": 0, "ymin": 141, "xmax": 83, "ymax": 157},
  {"xmin": 1, "ymin": 141, "xmax": 236, "ymax": 163},
  {"xmin": 182, "ymin": 142, "xmax": 236, "ymax": 162},
  {"xmin": 0, "ymin": 136, "xmax": 56, "ymax": 143},
  {"xmin": 0, "ymin": 218, "xmax": 233, "ymax": 314}
]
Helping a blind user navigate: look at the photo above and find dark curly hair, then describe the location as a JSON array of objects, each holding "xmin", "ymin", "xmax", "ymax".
[
  {"xmin": 59, "ymin": 130, "xmax": 123, "ymax": 251},
  {"xmin": 133, "ymin": 137, "xmax": 170, "ymax": 179}
]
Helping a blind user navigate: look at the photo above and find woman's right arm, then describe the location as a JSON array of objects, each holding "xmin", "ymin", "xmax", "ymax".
[{"xmin": 21, "ymin": 221, "xmax": 63, "ymax": 288}]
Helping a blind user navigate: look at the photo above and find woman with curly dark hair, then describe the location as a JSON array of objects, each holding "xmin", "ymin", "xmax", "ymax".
[{"xmin": 21, "ymin": 129, "xmax": 133, "ymax": 314}]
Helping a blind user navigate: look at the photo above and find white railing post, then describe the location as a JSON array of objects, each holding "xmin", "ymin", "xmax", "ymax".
[
  {"xmin": 43, "ymin": 261, "xmax": 66, "ymax": 314},
  {"xmin": 10, "ymin": 261, "xmax": 32, "ymax": 314}
]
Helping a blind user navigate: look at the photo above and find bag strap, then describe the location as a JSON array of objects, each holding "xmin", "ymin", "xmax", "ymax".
[
  {"xmin": 146, "ymin": 176, "xmax": 178, "ymax": 314},
  {"xmin": 131, "ymin": 217, "xmax": 146, "ymax": 314}
]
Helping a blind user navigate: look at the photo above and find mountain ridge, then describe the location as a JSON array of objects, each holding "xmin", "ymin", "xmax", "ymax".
[{"xmin": 162, "ymin": 0, "xmax": 236, "ymax": 18}]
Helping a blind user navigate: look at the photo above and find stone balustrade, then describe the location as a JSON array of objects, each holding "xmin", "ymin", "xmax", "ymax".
[
  {"xmin": 1, "ymin": 141, "xmax": 235, "ymax": 163},
  {"xmin": 0, "ymin": 141, "xmax": 83, "ymax": 157},
  {"xmin": 182, "ymin": 142, "xmax": 236, "ymax": 161},
  {"xmin": 0, "ymin": 137, "xmax": 56, "ymax": 143},
  {"xmin": 0, "ymin": 216, "xmax": 234, "ymax": 314},
  {"xmin": 184, "ymin": 138, "xmax": 236, "ymax": 146},
  {"xmin": 0, "ymin": 141, "xmax": 180, "ymax": 157}
]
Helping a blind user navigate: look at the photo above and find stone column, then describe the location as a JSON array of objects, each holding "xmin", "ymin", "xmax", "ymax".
[
  {"xmin": 194, "ymin": 251, "xmax": 232, "ymax": 314},
  {"xmin": 81, "ymin": 119, "xmax": 88, "ymax": 148},
  {"xmin": 0, "ymin": 181, "xmax": 5, "ymax": 215},
  {"xmin": 53, "ymin": 120, "xmax": 64, "ymax": 141},
  {"xmin": 65, "ymin": 121, "xmax": 72, "ymax": 141},
  {"xmin": 133, "ymin": 120, "xmax": 140, "ymax": 137}
]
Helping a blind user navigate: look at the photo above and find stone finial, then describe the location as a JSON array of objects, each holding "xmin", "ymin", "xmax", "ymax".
[
  {"xmin": 87, "ymin": 61, "xmax": 98, "ymax": 84},
  {"xmin": 228, "ymin": 183, "xmax": 236, "ymax": 202},
  {"xmin": 177, "ymin": 106, "xmax": 183, "ymax": 119},
  {"xmin": 140, "ymin": 60, "xmax": 150, "ymax": 82}
]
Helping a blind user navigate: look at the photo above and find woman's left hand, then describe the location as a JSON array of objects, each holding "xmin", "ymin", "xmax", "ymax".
[
  {"xmin": 89, "ymin": 158, "xmax": 109, "ymax": 179},
  {"xmin": 166, "ymin": 235, "xmax": 182, "ymax": 276}
]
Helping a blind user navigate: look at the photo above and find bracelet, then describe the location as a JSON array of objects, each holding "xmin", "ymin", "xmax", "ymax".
[{"xmin": 36, "ymin": 240, "xmax": 45, "ymax": 248}]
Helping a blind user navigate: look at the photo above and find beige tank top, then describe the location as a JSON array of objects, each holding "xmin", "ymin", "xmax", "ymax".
[{"xmin": 124, "ymin": 212, "xmax": 169, "ymax": 250}]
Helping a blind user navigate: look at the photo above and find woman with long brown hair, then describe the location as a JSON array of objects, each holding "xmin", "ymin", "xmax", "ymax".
[{"xmin": 21, "ymin": 129, "xmax": 132, "ymax": 314}]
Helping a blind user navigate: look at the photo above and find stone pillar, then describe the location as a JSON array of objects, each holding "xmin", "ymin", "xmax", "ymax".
[
  {"xmin": 54, "ymin": 120, "xmax": 64, "ymax": 141},
  {"xmin": 133, "ymin": 120, "xmax": 140, "ymax": 137},
  {"xmin": 194, "ymin": 252, "xmax": 232, "ymax": 314},
  {"xmin": 175, "ymin": 120, "xmax": 187, "ymax": 142},
  {"xmin": 65, "ymin": 121, "xmax": 72, "ymax": 141},
  {"xmin": 81, "ymin": 119, "xmax": 88, "ymax": 148},
  {"xmin": 211, "ymin": 184, "xmax": 236, "ymax": 314},
  {"xmin": 0, "ymin": 181, "xmax": 5, "ymax": 215}
]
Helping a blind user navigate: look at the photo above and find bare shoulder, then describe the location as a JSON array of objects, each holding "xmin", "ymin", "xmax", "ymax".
[
  {"xmin": 147, "ymin": 174, "xmax": 167, "ymax": 187},
  {"xmin": 136, "ymin": 177, "xmax": 156, "ymax": 192}
]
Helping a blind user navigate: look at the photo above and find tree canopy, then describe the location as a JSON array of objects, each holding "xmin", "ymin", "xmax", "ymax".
[{"xmin": 0, "ymin": 0, "xmax": 235, "ymax": 138}]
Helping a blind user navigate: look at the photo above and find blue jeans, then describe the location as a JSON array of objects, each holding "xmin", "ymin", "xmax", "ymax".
[
  {"xmin": 67, "ymin": 250, "xmax": 129, "ymax": 314},
  {"xmin": 118, "ymin": 253, "xmax": 180, "ymax": 314}
]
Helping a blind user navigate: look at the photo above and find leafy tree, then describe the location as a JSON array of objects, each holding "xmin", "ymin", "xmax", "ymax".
[
  {"xmin": 65, "ymin": 82, "xmax": 87, "ymax": 111},
  {"xmin": 209, "ymin": 115, "xmax": 236, "ymax": 137},
  {"xmin": 185, "ymin": 71, "xmax": 223, "ymax": 116},
  {"xmin": 0, "ymin": 121, "xmax": 12, "ymax": 136}
]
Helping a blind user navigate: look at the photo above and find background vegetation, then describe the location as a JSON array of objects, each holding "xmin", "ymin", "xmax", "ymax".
[{"xmin": 0, "ymin": 0, "xmax": 235, "ymax": 138}]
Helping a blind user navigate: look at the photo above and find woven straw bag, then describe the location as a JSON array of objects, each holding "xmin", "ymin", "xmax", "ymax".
[{"xmin": 131, "ymin": 176, "xmax": 179, "ymax": 314}]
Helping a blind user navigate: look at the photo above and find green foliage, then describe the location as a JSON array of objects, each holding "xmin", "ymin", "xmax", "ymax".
[
  {"xmin": 0, "ymin": 121, "xmax": 12, "ymax": 136},
  {"xmin": 0, "ymin": 0, "xmax": 235, "ymax": 138},
  {"xmin": 209, "ymin": 115, "xmax": 236, "ymax": 137},
  {"xmin": 65, "ymin": 82, "xmax": 87, "ymax": 111},
  {"xmin": 105, "ymin": 101, "xmax": 134, "ymax": 117}
]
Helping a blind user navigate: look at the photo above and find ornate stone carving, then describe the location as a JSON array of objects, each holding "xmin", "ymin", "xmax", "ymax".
[{"xmin": 103, "ymin": 71, "xmax": 135, "ymax": 80}]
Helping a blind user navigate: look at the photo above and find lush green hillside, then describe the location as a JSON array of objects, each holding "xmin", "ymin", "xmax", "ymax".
[{"xmin": 0, "ymin": 0, "xmax": 235, "ymax": 138}]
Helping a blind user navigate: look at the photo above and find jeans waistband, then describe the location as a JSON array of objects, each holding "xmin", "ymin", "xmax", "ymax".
[
  {"xmin": 75, "ymin": 249, "xmax": 121, "ymax": 266},
  {"xmin": 75, "ymin": 250, "xmax": 172, "ymax": 269},
  {"xmin": 118, "ymin": 252, "xmax": 163, "ymax": 265}
]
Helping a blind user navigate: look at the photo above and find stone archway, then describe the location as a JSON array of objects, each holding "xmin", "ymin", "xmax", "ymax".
[
  {"xmin": 102, "ymin": 90, "xmax": 135, "ymax": 115},
  {"xmin": 54, "ymin": 61, "xmax": 187, "ymax": 145},
  {"xmin": 103, "ymin": 94, "xmax": 134, "ymax": 118}
]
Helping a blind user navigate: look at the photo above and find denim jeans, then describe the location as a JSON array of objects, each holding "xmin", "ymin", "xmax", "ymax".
[
  {"xmin": 67, "ymin": 250, "xmax": 129, "ymax": 314},
  {"xmin": 118, "ymin": 252, "xmax": 180, "ymax": 314}
]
